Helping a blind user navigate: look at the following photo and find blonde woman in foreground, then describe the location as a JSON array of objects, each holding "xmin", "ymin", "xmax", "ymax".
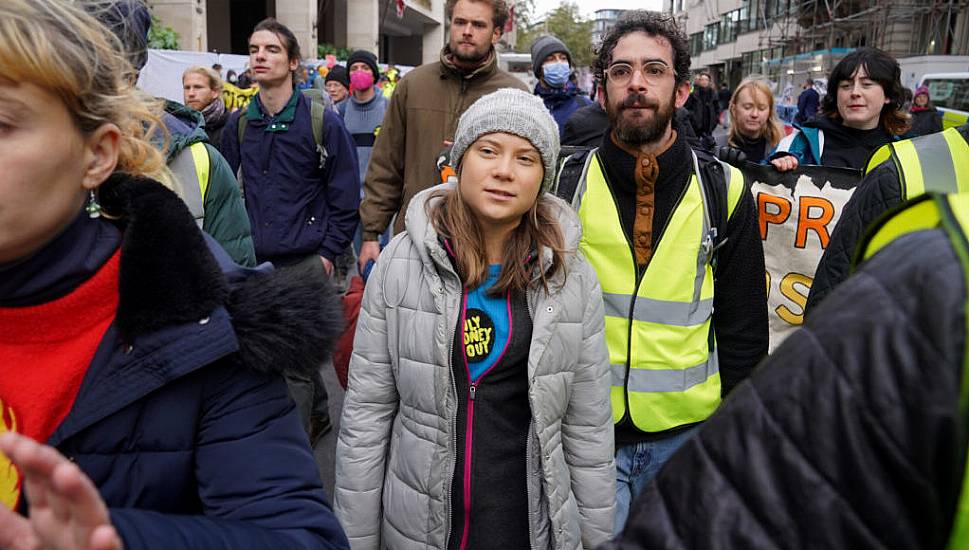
[{"xmin": 0, "ymin": 1, "xmax": 348, "ymax": 548}]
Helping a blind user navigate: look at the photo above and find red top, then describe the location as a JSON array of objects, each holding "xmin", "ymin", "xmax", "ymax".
[{"xmin": 0, "ymin": 249, "xmax": 120, "ymax": 508}]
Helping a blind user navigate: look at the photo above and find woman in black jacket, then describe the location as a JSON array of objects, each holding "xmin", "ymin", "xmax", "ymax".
[{"xmin": 907, "ymin": 85, "xmax": 944, "ymax": 138}]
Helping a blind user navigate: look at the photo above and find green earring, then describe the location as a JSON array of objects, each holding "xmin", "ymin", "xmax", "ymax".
[{"xmin": 85, "ymin": 190, "xmax": 101, "ymax": 219}]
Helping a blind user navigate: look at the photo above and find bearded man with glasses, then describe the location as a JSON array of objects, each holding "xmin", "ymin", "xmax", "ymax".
[{"xmin": 558, "ymin": 11, "xmax": 768, "ymax": 533}]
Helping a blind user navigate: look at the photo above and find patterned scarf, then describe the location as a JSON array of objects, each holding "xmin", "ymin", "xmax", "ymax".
[{"xmin": 201, "ymin": 96, "xmax": 227, "ymax": 127}]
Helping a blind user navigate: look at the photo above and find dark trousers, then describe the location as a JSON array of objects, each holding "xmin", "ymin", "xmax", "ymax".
[{"xmin": 272, "ymin": 254, "xmax": 333, "ymax": 438}]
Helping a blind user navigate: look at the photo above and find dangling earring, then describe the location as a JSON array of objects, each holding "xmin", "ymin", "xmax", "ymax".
[{"xmin": 85, "ymin": 189, "xmax": 102, "ymax": 219}]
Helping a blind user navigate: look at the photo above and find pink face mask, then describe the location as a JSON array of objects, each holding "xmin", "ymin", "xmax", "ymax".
[{"xmin": 350, "ymin": 70, "xmax": 375, "ymax": 91}]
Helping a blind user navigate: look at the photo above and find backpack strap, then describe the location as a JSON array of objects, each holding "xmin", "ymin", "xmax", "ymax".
[
  {"xmin": 310, "ymin": 99, "xmax": 328, "ymax": 170},
  {"xmin": 554, "ymin": 147, "xmax": 596, "ymax": 209},
  {"xmin": 237, "ymin": 112, "xmax": 248, "ymax": 148},
  {"xmin": 693, "ymin": 147, "xmax": 745, "ymax": 277},
  {"xmin": 189, "ymin": 142, "xmax": 211, "ymax": 200}
]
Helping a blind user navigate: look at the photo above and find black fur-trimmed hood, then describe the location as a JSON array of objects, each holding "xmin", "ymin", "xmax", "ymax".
[{"xmin": 98, "ymin": 174, "xmax": 343, "ymax": 377}]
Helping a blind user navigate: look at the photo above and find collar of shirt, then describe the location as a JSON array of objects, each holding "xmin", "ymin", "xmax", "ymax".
[{"xmin": 246, "ymin": 89, "xmax": 301, "ymax": 133}]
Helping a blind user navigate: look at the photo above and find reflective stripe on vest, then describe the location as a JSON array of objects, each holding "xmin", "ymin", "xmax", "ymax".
[
  {"xmin": 578, "ymin": 152, "xmax": 742, "ymax": 432},
  {"xmin": 855, "ymin": 193, "xmax": 969, "ymax": 550},
  {"xmin": 168, "ymin": 142, "xmax": 210, "ymax": 229},
  {"xmin": 864, "ymin": 128, "xmax": 969, "ymax": 198}
]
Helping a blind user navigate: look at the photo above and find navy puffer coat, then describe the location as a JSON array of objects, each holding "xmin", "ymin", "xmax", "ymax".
[{"xmin": 40, "ymin": 175, "xmax": 349, "ymax": 549}]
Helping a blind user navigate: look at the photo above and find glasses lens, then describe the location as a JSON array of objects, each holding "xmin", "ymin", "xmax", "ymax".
[{"xmin": 608, "ymin": 64, "xmax": 632, "ymax": 84}]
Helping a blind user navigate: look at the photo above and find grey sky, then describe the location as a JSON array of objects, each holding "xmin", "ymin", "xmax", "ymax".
[{"xmin": 530, "ymin": 0, "xmax": 665, "ymax": 19}]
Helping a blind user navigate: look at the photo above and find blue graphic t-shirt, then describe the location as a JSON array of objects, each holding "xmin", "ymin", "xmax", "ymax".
[{"xmin": 463, "ymin": 265, "xmax": 511, "ymax": 383}]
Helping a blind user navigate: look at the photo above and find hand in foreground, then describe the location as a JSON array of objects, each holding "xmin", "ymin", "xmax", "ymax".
[
  {"xmin": 770, "ymin": 155, "xmax": 799, "ymax": 172},
  {"xmin": 357, "ymin": 240, "xmax": 381, "ymax": 274},
  {"xmin": 0, "ymin": 432, "xmax": 123, "ymax": 550}
]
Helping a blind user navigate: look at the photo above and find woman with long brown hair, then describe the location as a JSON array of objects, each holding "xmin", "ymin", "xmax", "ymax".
[
  {"xmin": 717, "ymin": 78, "xmax": 785, "ymax": 164},
  {"xmin": 334, "ymin": 88, "xmax": 614, "ymax": 550}
]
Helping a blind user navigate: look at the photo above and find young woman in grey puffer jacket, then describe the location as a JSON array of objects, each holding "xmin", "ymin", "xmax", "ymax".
[{"xmin": 334, "ymin": 89, "xmax": 615, "ymax": 550}]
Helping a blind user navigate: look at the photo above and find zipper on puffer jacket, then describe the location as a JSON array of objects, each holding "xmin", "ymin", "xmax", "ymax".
[
  {"xmin": 458, "ymin": 290, "xmax": 514, "ymax": 550},
  {"xmin": 445, "ymin": 284, "xmax": 460, "ymax": 549}
]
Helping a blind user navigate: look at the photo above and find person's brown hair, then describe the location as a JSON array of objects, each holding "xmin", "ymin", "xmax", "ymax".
[
  {"xmin": 727, "ymin": 78, "xmax": 784, "ymax": 149},
  {"xmin": 820, "ymin": 47, "xmax": 910, "ymax": 136},
  {"xmin": 427, "ymin": 187, "xmax": 568, "ymax": 296},
  {"xmin": 445, "ymin": 0, "xmax": 509, "ymax": 33}
]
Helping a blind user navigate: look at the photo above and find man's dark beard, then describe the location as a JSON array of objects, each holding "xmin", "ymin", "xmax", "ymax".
[
  {"xmin": 606, "ymin": 91, "xmax": 676, "ymax": 145},
  {"xmin": 449, "ymin": 39, "xmax": 490, "ymax": 67}
]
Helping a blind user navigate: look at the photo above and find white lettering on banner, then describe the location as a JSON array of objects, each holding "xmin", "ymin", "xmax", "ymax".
[{"xmin": 751, "ymin": 171, "xmax": 858, "ymax": 352}]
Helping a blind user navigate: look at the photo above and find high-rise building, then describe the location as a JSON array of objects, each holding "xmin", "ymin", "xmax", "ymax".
[
  {"xmin": 592, "ymin": 8, "xmax": 625, "ymax": 47},
  {"xmin": 667, "ymin": 0, "xmax": 969, "ymax": 92}
]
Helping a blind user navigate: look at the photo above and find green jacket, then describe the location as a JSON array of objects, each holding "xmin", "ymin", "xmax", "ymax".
[{"xmin": 162, "ymin": 100, "xmax": 256, "ymax": 266}]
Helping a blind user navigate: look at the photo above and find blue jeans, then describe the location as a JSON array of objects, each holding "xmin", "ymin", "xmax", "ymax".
[{"xmin": 613, "ymin": 425, "xmax": 699, "ymax": 535}]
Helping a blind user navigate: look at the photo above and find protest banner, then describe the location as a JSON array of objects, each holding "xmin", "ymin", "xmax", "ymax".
[
  {"xmin": 222, "ymin": 82, "xmax": 260, "ymax": 112},
  {"xmin": 742, "ymin": 163, "xmax": 863, "ymax": 350}
]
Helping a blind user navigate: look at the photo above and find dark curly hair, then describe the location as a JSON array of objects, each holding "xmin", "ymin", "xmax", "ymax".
[
  {"xmin": 445, "ymin": 0, "xmax": 509, "ymax": 33},
  {"xmin": 593, "ymin": 11, "xmax": 690, "ymax": 89},
  {"xmin": 820, "ymin": 47, "xmax": 910, "ymax": 136}
]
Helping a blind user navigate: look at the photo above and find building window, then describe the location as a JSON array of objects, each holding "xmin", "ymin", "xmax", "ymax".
[{"xmin": 703, "ymin": 23, "xmax": 719, "ymax": 51}]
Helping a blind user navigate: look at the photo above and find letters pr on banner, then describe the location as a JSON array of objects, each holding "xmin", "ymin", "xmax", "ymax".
[{"xmin": 743, "ymin": 163, "xmax": 863, "ymax": 351}]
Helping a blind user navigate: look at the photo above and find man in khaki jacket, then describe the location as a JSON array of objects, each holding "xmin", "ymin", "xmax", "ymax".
[{"xmin": 357, "ymin": 0, "xmax": 528, "ymax": 270}]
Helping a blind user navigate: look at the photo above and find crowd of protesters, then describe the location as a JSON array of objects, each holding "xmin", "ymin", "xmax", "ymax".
[{"xmin": 3, "ymin": 0, "xmax": 969, "ymax": 549}]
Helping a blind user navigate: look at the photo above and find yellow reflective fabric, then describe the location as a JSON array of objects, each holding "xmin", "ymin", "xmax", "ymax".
[
  {"xmin": 893, "ymin": 140, "xmax": 926, "ymax": 197},
  {"xmin": 943, "ymin": 130, "xmax": 969, "ymax": 192},
  {"xmin": 578, "ymin": 154, "xmax": 720, "ymax": 432},
  {"xmin": 939, "ymin": 194, "xmax": 969, "ymax": 550},
  {"xmin": 856, "ymin": 193, "xmax": 969, "ymax": 550},
  {"xmin": 724, "ymin": 163, "xmax": 745, "ymax": 218},
  {"xmin": 865, "ymin": 144, "xmax": 893, "ymax": 174},
  {"xmin": 861, "ymin": 199, "xmax": 941, "ymax": 261},
  {"xmin": 865, "ymin": 128, "xmax": 969, "ymax": 199},
  {"xmin": 189, "ymin": 142, "xmax": 211, "ymax": 200},
  {"xmin": 943, "ymin": 109, "xmax": 969, "ymax": 130}
]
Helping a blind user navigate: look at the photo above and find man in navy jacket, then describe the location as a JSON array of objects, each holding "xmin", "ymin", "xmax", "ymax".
[
  {"xmin": 222, "ymin": 20, "xmax": 359, "ymax": 269},
  {"xmin": 795, "ymin": 78, "xmax": 820, "ymax": 125},
  {"xmin": 222, "ymin": 18, "xmax": 359, "ymax": 444}
]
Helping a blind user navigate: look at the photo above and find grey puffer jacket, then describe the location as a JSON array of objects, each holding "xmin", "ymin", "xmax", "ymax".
[{"xmin": 334, "ymin": 184, "xmax": 614, "ymax": 550}]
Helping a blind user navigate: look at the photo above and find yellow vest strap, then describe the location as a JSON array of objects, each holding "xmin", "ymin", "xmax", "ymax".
[
  {"xmin": 190, "ymin": 142, "xmax": 211, "ymax": 200},
  {"xmin": 603, "ymin": 292, "xmax": 714, "ymax": 327},
  {"xmin": 611, "ymin": 353, "xmax": 719, "ymax": 393},
  {"xmin": 860, "ymin": 196, "xmax": 941, "ymax": 262}
]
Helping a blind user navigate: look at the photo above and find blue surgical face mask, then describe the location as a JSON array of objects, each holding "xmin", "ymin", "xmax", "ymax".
[{"xmin": 542, "ymin": 61, "xmax": 571, "ymax": 88}]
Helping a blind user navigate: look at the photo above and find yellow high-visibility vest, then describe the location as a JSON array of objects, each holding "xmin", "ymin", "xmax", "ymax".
[
  {"xmin": 865, "ymin": 127, "xmax": 969, "ymax": 197},
  {"xmin": 854, "ymin": 192, "xmax": 969, "ymax": 550},
  {"xmin": 577, "ymin": 152, "xmax": 744, "ymax": 432},
  {"xmin": 168, "ymin": 142, "xmax": 211, "ymax": 229}
]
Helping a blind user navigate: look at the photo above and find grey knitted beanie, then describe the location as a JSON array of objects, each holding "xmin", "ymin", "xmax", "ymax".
[{"xmin": 451, "ymin": 88, "xmax": 561, "ymax": 191}]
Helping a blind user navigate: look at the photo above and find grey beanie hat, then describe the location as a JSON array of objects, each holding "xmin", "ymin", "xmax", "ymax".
[
  {"xmin": 530, "ymin": 35, "xmax": 572, "ymax": 79},
  {"xmin": 451, "ymin": 88, "xmax": 561, "ymax": 191}
]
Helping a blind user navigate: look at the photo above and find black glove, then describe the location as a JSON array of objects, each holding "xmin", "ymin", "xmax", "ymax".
[{"xmin": 715, "ymin": 145, "xmax": 747, "ymax": 168}]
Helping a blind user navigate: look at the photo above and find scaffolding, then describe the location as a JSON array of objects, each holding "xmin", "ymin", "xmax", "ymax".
[
  {"xmin": 760, "ymin": 0, "xmax": 968, "ymax": 59},
  {"xmin": 740, "ymin": 0, "xmax": 969, "ymax": 95}
]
